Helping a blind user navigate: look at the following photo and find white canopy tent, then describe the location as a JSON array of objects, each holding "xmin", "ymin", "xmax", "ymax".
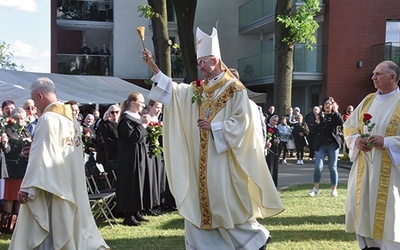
[
  {"xmin": 0, "ymin": 69, "xmax": 149, "ymax": 107},
  {"xmin": 0, "ymin": 69, "xmax": 265, "ymax": 107}
]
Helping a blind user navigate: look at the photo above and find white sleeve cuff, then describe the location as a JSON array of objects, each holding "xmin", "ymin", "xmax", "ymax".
[
  {"xmin": 211, "ymin": 122, "xmax": 230, "ymax": 154},
  {"xmin": 384, "ymin": 138, "xmax": 400, "ymax": 167},
  {"xmin": 148, "ymin": 71, "xmax": 172, "ymax": 107}
]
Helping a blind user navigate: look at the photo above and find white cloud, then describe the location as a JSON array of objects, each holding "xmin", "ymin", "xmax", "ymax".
[
  {"xmin": 10, "ymin": 40, "xmax": 50, "ymax": 73},
  {"xmin": 0, "ymin": 0, "xmax": 37, "ymax": 12}
]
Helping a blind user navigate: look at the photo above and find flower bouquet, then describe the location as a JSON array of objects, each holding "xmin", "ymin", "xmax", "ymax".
[
  {"xmin": 82, "ymin": 129, "xmax": 95, "ymax": 153},
  {"xmin": 147, "ymin": 121, "xmax": 163, "ymax": 157}
]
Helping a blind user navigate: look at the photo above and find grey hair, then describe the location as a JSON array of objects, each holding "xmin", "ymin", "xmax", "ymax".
[
  {"xmin": 23, "ymin": 99, "xmax": 34, "ymax": 109},
  {"xmin": 107, "ymin": 104, "xmax": 120, "ymax": 113},
  {"xmin": 384, "ymin": 61, "xmax": 400, "ymax": 82},
  {"xmin": 30, "ymin": 77, "xmax": 56, "ymax": 94},
  {"xmin": 11, "ymin": 107, "xmax": 26, "ymax": 118}
]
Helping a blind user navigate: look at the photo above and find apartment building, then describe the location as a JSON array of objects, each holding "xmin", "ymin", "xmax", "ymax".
[{"xmin": 51, "ymin": 0, "xmax": 400, "ymax": 113}]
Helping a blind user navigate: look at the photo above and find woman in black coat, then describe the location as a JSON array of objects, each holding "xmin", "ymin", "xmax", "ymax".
[
  {"xmin": 99, "ymin": 105, "xmax": 120, "ymax": 177},
  {"xmin": 117, "ymin": 92, "xmax": 152, "ymax": 226},
  {"xmin": 292, "ymin": 114, "xmax": 309, "ymax": 165}
]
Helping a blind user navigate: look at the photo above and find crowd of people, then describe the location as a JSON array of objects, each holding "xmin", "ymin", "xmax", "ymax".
[
  {"xmin": 263, "ymin": 102, "xmax": 349, "ymax": 193},
  {"xmin": 79, "ymin": 42, "xmax": 111, "ymax": 75},
  {"xmin": 0, "ymin": 93, "xmax": 176, "ymax": 234}
]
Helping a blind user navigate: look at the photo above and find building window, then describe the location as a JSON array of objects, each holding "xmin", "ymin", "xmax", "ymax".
[
  {"xmin": 386, "ymin": 20, "xmax": 400, "ymax": 44},
  {"xmin": 167, "ymin": 0, "xmax": 176, "ymax": 22}
]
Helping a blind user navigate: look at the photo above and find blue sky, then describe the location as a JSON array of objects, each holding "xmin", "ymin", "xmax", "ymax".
[{"xmin": 0, "ymin": 0, "xmax": 50, "ymax": 73}]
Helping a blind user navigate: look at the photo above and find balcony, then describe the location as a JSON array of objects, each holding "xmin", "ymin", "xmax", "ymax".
[
  {"xmin": 57, "ymin": 0, "xmax": 113, "ymax": 22},
  {"xmin": 238, "ymin": 44, "xmax": 324, "ymax": 84},
  {"xmin": 239, "ymin": 0, "xmax": 325, "ymax": 34},
  {"xmin": 57, "ymin": 54, "xmax": 112, "ymax": 76}
]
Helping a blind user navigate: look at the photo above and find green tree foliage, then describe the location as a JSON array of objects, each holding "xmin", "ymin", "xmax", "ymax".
[
  {"xmin": 0, "ymin": 41, "xmax": 24, "ymax": 71},
  {"xmin": 277, "ymin": 0, "xmax": 320, "ymax": 50},
  {"xmin": 138, "ymin": 4, "xmax": 157, "ymax": 19}
]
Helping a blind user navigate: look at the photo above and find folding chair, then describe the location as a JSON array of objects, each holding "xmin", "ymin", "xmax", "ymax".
[
  {"xmin": 87, "ymin": 192, "xmax": 118, "ymax": 228},
  {"xmin": 86, "ymin": 163, "xmax": 118, "ymax": 228},
  {"xmin": 88, "ymin": 163, "xmax": 116, "ymax": 193}
]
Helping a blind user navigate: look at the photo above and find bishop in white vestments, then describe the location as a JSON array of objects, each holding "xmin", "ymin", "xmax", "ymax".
[{"xmin": 142, "ymin": 27, "xmax": 284, "ymax": 250}]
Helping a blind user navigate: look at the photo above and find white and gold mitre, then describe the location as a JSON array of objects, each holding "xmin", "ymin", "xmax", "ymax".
[{"xmin": 196, "ymin": 27, "xmax": 221, "ymax": 60}]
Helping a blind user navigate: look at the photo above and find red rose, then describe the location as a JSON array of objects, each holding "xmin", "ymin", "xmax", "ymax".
[
  {"xmin": 7, "ymin": 118, "xmax": 12, "ymax": 124},
  {"xmin": 195, "ymin": 79, "xmax": 203, "ymax": 87},
  {"xmin": 363, "ymin": 113, "xmax": 372, "ymax": 121},
  {"xmin": 148, "ymin": 122, "xmax": 154, "ymax": 127},
  {"xmin": 268, "ymin": 128, "xmax": 275, "ymax": 134}
]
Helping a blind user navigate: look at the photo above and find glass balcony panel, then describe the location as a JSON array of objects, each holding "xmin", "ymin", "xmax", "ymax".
[
  {"xmin": 238, "ymin": 45, "xmax": 323, "ymax": 81},
  {"xmin": 57, "ymin": 0, "xmax": 113, "ymax": 22},
  {"xmin": 57, "ymin": 54, "xmax": 112, "ymax": 76},
  {"xmin": 294, "ymin": 44, "xmax": 323, "ymax": 72},
  {"xmin": 239, "ymin": 0, "xmax": 276, "ymax": 29}
]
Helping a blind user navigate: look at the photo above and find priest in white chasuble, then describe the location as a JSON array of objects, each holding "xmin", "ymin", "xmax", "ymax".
[
  {"xmin": 9, "ymin": 77, "xmax": 109, "ymax": 250},
  {"xmin": 142, "ymin": 27, "xmax": 284, "ymax": 250},
  {"xmin": 344, "ymin": 61, "xmax": 400, "ymax": 250}
]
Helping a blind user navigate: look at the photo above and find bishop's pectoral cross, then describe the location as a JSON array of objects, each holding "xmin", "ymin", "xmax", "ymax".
[{"xmin": 203, "ymin": 107, "xmax": 212, "ymax": 119}]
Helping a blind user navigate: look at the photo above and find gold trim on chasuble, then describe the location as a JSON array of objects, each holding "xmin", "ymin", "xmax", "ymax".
[
  {"xmin": 355, "ymin": 93, "xmax": 400, "ymax": 239},
  {"xmin": 195, "ymin": 80, "xmax": 244, "ymax": 229},
  {"xmin": 43, "ymin": 103, "xmax": 82, "ymax": 148}
]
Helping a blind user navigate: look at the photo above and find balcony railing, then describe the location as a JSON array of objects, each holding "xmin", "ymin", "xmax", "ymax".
[
  {"xmin": 57, "ymin": 54, "xmax": 112, "ymax": 76},
  {"xmin": 57, "ymin": 0, "xmax": 113, "ymax": 22},
  {"xmin": 238, "ymin": 44, "xmax": 324, "ymax": 81},
  {"xmin": 372, "ymin": 42, "xmax": 400, "ymax": 67}
]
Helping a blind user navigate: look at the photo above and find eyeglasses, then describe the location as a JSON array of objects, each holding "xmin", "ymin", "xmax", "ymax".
[
  {"xmin": 196, "ymin": 58, "xmax": 213, "ymax": 68},
  {"xmin": 110, "ymin": 111, "xmax": 119, "ymax": 115},
  {"xmin": 25, "ymin": 106, "xmax": 34, "ymax": 110}
]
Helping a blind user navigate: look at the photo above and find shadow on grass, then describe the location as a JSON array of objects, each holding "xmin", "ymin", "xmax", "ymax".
[
  {"xmin": 159, "ymin": 217, "xmax": 185, "ymax": 230},
  {"xmin": 260, "ymin": 214, "xmax": 345, "ymax": 226},
  {"xmin": 266, "ymin": 229, "xmax": 356, "ymax": 243},
  {"xmin": 105, "ymin": 235, "xmax": 185, "ymax": 249}
]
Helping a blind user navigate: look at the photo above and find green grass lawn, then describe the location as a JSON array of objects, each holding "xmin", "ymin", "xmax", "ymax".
[{"xmin": 0, "ymin": 184, "xmax": 358, "ymax": 249}]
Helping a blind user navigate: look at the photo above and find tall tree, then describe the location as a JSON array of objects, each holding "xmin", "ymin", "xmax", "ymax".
[
  {"xmin": 172, "ymin": 0, "xmax": 197, "ymax": 83},
  {"xmin": 139, "ymin": 2, "xmax": 171, "ymax": 76},
  {"xmin": 0, "ymin": 41, "xmax": 24, "ymax": 71},
  {"xmin": 274, "ymin": 0, "xmax": 320, "ymax": 116}
]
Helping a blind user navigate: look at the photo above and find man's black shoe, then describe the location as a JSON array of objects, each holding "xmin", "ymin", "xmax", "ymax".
[
  {"xmin": 135, "ymin": 213, "xmax": 149, "ymax": 222},
  {"xmin": 123, "ymin": 216, "xmax": 141, "ymax": 226}
]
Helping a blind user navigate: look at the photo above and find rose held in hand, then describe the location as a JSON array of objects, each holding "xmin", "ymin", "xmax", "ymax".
[
  {"xmin": 361, "ymin": 113, "xmax": 376, "ymax": 147},
  {"xmin": 192, "ymin": 79, "xmax": 204, "ymax": 115}
]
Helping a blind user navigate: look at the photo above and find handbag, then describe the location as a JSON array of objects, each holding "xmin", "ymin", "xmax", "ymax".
[
  {"xmin": 332, "ymin": 126, "xmax": 343, "ymax": 148},
  {"xmin": 286, "ymin": 139, "xmax": 296, "ymax": 150}
]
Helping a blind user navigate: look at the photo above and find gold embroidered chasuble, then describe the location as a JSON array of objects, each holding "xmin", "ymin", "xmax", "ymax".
[
  {"xmin": 344, "ymin": 90, "xmax": 400, "ymax": 243},
  {"xmin": 156, "ymin": 72, "xmax": 284, "ymax": 229},
  {"xmin": 9, "ymin": 103, "xmax": 109, "ymax": 249}
]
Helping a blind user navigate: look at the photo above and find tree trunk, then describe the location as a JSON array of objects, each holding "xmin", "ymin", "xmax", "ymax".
[
  {"xmin": 274, "ymin": 0, "xmax": 293, "ymax": 117},
  {"xmin": 172, "ymin": 0, "xmax": 197, "ymax": 83},
  {"xmin": 148, "ymin": 0, "xmax": 171, "ymax": 77}
]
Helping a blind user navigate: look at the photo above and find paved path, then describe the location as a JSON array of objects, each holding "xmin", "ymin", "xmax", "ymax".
[{"xmin": 276, "ymin": 157, "xmax": 351, "ymax": 190}]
